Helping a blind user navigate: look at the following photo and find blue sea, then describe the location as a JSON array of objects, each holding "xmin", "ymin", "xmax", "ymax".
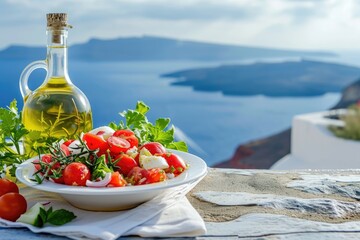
[{"xmin": 0, "ymin": 59, "xmax": 342, "ymax": 166}]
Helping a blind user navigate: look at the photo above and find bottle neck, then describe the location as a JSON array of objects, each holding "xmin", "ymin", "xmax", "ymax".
[{"xmin": 46, "ymin": 28, "xmax": 71, "ymax": 82}]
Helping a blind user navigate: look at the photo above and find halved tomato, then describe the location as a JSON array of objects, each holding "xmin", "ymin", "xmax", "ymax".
[
  {"xmin": 107, "ymin": 136, "xmax": 130, "ymax": 156},
  {"xmin": 113, "ymin": 130, "xmax": 139, "ymax": 148},
  {"xmin": 83, "ymin": 133, "xmax": 109, "ymax": 156}
]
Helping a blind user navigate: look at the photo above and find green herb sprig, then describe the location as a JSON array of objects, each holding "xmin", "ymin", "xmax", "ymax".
[
  {"xmin": 32, "ymin": 137, "xmax": 120, "ymax": 184},
  {"xmin": 38, "ymin": 206, "xmax": 76, "ymax": 227}
]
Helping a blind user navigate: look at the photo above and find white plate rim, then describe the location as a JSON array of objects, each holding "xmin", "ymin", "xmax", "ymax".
[{"xmin": 16, "ymin": 150, "xmax": 208, "ymax": 195}]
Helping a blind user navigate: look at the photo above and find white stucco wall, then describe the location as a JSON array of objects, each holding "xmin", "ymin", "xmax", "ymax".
[{"xmin": 271, "ymin": 110, "xmax": 360, "ymax": 170}]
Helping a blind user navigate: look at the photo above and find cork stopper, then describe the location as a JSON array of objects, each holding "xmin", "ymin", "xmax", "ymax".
[
  {"xmin": 47, "ymin": 13, "xmax": 68, "ymax": 29},
  {"xmin": 46, "ymin": 13, "xmax": 71, "ymax": 44}
]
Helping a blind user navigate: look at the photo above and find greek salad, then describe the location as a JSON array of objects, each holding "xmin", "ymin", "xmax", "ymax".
[{"xmin": 32, "ymin": 128, "xmax": 188, "ymax": 187}]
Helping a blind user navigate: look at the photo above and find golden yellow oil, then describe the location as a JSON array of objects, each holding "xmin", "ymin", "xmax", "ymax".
[{"xmin": 22, "ymin": 77, "xmax": 92, "ymax": 155}]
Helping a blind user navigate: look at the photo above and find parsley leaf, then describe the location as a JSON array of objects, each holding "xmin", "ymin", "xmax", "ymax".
[
  {"xmin": 0, "ymin": 100, "xmax": 29, "ymax": 176},
  {"xmin": 167, "ymin": 141, "xmax": 188, "ymax": 152},
  {"xmin": 109, "ymin": 101, "xmax": 188, "ymax": 152}
]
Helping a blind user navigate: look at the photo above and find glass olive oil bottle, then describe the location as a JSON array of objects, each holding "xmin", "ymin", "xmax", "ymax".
[{"xmin": 20, "ymin": 13, "xmax": 92, "ymax": 155}]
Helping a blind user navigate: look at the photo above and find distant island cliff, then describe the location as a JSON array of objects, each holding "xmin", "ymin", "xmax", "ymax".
[
  {"xmin": 162, "ymin": 60, "xmax": 360, "ymax": 97},
  {"xmin": 0, "ymin": 36, "xmax": 336, "ymax": 61},
  {"xmin": 215, "ymin": 78, "xmax": 360, "ymax": 169}
]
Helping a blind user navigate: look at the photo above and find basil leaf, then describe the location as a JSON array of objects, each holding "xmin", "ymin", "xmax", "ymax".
[
  {"xmin": 47, "ymin": 209, "xmax": 77, "ymax": 226},
  {"xmin": 38, "ymin": 207, "xmax": 48, "ymax": 227}
]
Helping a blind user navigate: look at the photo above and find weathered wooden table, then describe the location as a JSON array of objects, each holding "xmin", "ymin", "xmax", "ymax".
[{"xmin": 3, "ymin": 168, "xmax": 360, "ymax": 239}]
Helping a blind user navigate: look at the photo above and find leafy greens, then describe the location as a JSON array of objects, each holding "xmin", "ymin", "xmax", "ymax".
[{"xmin": 109, "ymin": 101, "xmax": 188, "ymax": 152}]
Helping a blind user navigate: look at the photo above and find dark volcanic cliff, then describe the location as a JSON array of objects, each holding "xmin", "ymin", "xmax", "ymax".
[
  {"xmin": 215, "ymin": 78, "xmax": 360, "ymax": 169},
  {"xmin": 333, "ymin": 79, "xmax": 360, "ymax": 109}
]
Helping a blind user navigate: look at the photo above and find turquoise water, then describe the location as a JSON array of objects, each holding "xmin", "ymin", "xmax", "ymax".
[{"xmin": 0, "ymin": 60, "xmax": 340, "ymax": 166}]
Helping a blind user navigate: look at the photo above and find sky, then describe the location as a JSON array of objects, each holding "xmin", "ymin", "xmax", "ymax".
[{"xmin": 1, "ymin": 0, "xmax": 360, "ymax": 51}]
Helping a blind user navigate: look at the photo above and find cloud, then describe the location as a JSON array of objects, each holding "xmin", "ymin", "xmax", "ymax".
[
  {"xmin": 285, "ymin": 6, "xmax": 326, "ymax": 24},
  {"xmin": 0, "ymin": 0, "xmax": 264, "ymax": 49},
  {"xmin": 114, "ymin": 1, "xmax": 262, "ymax": 21},
  {"xmin": 1, "ymin": 0, "xmax": 360, "ymax": 50},
  {"xmin": 1, "ymin": 0, "xmax": 263, "ymax": 22},
  {"xmin": 248, "ymin": 0, "xmax": 360, "ymax": 50}
]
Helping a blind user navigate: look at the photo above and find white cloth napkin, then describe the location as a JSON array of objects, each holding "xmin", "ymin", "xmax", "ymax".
[{"xmin": 0, "ymin": 180, "xmax": 206, "ymax": 240}]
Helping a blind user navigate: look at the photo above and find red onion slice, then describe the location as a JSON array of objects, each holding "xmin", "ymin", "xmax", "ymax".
[
  {"xmin": 86, "ymin": 172, "xmax": 112, "ymax": 188},
  {"xmin": 89, "ymin": 126, "xmax": 115, "ymax": 140}
]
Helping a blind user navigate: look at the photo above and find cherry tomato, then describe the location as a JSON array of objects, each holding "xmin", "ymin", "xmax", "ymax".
[
  {"xmin": 114, "ymin": 154, "xmax": 138, "ymax": 176},
  {"xmin": 147, "ymin": 168, "xmax": 167, "ymax": 184},
  {"xmin": 113, "ymin": 130, "xmax": 139, "ymax": 148},
  {"xmin": 162, "ymin": 153, "xmax": 187, "ymax": 175},
  {"xmin": 107, "ymin": 172, "xmax": 127, "ymax": 187},
  {"xmin": 63, "ymin": 162, "xmax": 91, "ymax": 186},
  {"xmin": 0, "ymin": 179, "xmax": 19, "ymax": 197},
  {"xmin": 107, "ymin": 136, "xmax": 130, "ymax": 156},
  {"xmin": 83, "ymin": 133, "xmax": 109, "ymax": 156},
  {"xmin": 0, "ymin": 193, "xmax": 27, "ymax": 222},
  {"xmin": 127, "ymin": 167, "xmax": 149, "ymax": 185},
  {"xmin": 139, "ymin": 142, "xmax": 166, "ymax": 155}
]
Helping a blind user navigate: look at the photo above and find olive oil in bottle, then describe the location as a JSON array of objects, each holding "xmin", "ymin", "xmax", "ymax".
[{"xmin": 20, "ymin": 13, "xmax": 92, "ymax": 155}]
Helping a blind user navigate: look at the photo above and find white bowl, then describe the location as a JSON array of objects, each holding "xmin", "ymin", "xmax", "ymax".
[{"xmin": 16, "ymin": 150, "xmax": 207, "ymax": 211}]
